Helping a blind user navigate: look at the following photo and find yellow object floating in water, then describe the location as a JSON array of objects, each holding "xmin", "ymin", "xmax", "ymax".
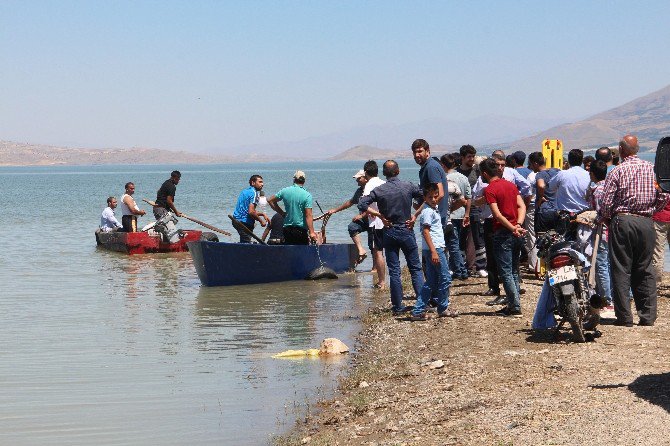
[{"xmin": 272, "ymin": 349, "xmax": 321, "ymax": 359}]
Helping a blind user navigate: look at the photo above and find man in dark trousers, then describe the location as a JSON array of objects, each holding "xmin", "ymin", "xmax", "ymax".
[
  {"xmin": 599, "ymin": 135, "xmax": 669, "ymax": 327},
  {"xmin": 154, "ymin": 170, "xmax": 183, "ymax": 219},
  {"xmin": 358, "ymin": 160, "xmax": 424, "ymax": 315},
  {"xmin": 457, "ymin": 145, "xmax": 487, "ymax": 277},
  {"xmin": 480, "ymin": 158, "xmax": 527, "ymax": 317}
]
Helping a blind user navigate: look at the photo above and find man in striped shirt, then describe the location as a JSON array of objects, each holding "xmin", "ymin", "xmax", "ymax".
[{"xmin": 599, "ymin": 135, "xmax": 670, "ymax": 327}]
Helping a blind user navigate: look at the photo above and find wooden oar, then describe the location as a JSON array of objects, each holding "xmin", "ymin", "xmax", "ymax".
[
  {"xmin": 228, "ymin": 215, "xmax": 266, "ymax": 244},
  {"xmin": 142, "ymin": 198, "xmax": 232, "ymax": 237},
  {"xmin": 182, "ymin": 214, "xmax": 231, "ymax": 237}
]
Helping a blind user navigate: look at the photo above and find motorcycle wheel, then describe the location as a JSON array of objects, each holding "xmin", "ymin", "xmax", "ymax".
[{"xmin": 563, "ymin": 293, "xmax": 585, "ymax": 343}]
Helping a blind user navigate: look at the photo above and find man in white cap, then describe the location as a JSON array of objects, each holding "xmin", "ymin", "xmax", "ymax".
[
  {"xmin": 326, "ymin": 170, "xmax": 370, "ymax": 265},
  {"xmin": 268, "ymin": 170, "xmax": 318, "ymax": 245}
]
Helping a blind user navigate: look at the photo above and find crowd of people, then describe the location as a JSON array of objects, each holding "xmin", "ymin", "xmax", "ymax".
[
  {"xmin": 99, "ymin": 135, "xmax": 670, "ymax": 327},
  {"xmin": 333, "ymin": 135, "xmax": 669, "ymax": 327}
]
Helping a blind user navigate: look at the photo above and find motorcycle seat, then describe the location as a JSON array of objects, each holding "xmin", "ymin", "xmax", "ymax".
[{"xmin": 549, "ymin": 240, "xmax": 572, "ymax": 254}]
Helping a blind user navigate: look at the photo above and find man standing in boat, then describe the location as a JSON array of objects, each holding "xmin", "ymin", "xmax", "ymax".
[
  {"xmin": 120, "ymin": 182, "xmax": 146, "ymax": 232},
  {"xmin": 358, "ymin": 160, "xmax": 425, "ymax": 315},
  {"xmin": 154, "ymin": 170, "xmax": 183, "ymax": 219},
  {"xmin": 232, "ymin": 174, "xmax": 270, "ymax": 243},
  {"xmin": 267, "ymin": 170, "xmax": 318, "ymax": 245}
]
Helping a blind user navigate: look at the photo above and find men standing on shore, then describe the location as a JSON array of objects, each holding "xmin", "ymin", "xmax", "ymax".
[
  {"xmin": 232, "ymin": 175, "xmax": 269, "ymax": 243},
  {"xmin": 599, "ymin": 135, "xmax": 670, "ymax": 327},
  {"xmin": 481, "ymin": 158, "xmax": 526, "ymax": 317},
  {"xmin": 326, "ymin": 170, "xmax": 369, "ymax": 265},
  {"xmin": 474, "ymin": 152, "xmax": 530, "ymax": 301},
  {"xmin": 547, "ymin": 149, "xmax": 591, "ymax": 214},
  {"xmin": 358, "ymin": 160, "xmax": 424, "ymax": 315},
  {"xmin": 120, "ymin": 182, "xmax": 146, "ymax": 232},
  {"xmin": 441, "ymin": 153, "xmax": 471, "ymax": 280},
  {"xmin": 411, "ymin": 139, "xmax": 449, "ymax": 228},
  {"xmin": 362, "ymin": 160, "xmax": 387, "ymax": 289},
  {"xmin": 532, "ymin": 152, "xmax": 561, "ymax": 234},
  {"xmin": 154, "ymin": 170, "xmax": 182, "ymax": 219},
  {"xmin": 267, "ymin": 170, "xmax": 318, "ymax": 245},
  {"xmin": 595, "ymin": 146, "xmax": 615, "ymax": 175},
  {"xmin": 457, "ymin": 145, "xmax": 487, "ymax": 277}
]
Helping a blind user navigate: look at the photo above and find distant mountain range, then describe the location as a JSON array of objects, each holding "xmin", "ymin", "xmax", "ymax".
[
  {"xmin": 226, "ymin": 115, "xmax": 565, "ymax": 159},
  {"xmin": 494, "ymin": 84, "xmax": 670, "ymax": 153},
  {"xmin": 0, "ymin": 141, "xmax": 257, "ymax": 166},
  {"xmin": 3, "ymin": 83, "xmax": 669, "ymax": 165}
]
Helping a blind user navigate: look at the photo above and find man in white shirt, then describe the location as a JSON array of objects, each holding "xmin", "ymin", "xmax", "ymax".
[
  {"xmin": 362, "ymin": 160, "xmax": 387, "ymax": 289},
  {"xmin": 100, "ymin": 197, "xmax": 123, "ymax": 232}
]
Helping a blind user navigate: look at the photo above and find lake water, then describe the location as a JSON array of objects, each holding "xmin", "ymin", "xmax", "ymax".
[
  {"xmin": 1, "ymin": 155, "xmax": 667, "ymax": 445},
  {"xmin": 0, "ymin": 160, "xmax": 422, "ymax": 446}
]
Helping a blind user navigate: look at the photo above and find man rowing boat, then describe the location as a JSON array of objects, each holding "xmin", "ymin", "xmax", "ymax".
[{"xmin": 154, "ymin": 170, "xmax": 183, "ymax": 219}]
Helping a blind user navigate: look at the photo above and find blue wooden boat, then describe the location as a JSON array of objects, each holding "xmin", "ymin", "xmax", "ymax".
[{"xmin": 187, "ymin": 241, "xmax": 358, "ymax": 286}]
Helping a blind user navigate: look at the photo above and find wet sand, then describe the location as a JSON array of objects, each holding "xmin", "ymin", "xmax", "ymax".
[{"xmin": 278, "ymin": 270, "xmax": 670, "ymax": 445}]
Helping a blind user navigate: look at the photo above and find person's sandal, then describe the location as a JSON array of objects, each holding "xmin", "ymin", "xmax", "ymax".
[
  {"xmin": 409, "ymin": 313, "xmax": 429, "ymax": 321},
  {"xmin": 438, "ymin": 308, "xmax": 459, "ymax": 318},
  {"xmin": 355, "ymin": 253, "xmax": 368, "ymax": 266}
]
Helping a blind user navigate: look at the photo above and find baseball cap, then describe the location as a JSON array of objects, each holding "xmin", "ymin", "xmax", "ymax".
[
  {"xmin": 293, "ymin": 170, "xmax": 306, "ymax": 181},
  {"xmin": 353, "ymin": 170, "xmax": 365, "ymax": 179}
]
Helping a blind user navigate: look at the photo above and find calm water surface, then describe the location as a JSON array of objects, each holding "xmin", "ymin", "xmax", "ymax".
[{"xmin": 0, "ymin": 160, "xmax": 420, "ymax": 445}]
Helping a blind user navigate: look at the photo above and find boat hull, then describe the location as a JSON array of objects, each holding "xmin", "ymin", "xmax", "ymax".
[
  {"xmin": 96, "ymin": 230, "xmax": 204, "ymax": 254},
  {"xmin": 188, "ymin": 241, "xmax": 358, "ymax": 286}
]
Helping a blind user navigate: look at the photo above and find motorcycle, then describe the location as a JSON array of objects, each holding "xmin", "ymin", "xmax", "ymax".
[{"xmin": 535, "ymin": 210, "xmax": 608, "ymax": 342}]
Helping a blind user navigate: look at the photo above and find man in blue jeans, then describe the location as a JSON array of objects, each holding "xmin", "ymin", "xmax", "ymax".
[
  {"xmin": 441, "ymin": 153, "xmax": 471, "ymax": 279},
  {"xmin": 481, "ymin": 158, "xmax": 527, "ymax": 317},
  {"xmin": 588, "ymin": 161, "xmax": 613, "ymax": 309},
  {"xmin": 359, "ymin": 160, "xmax": 424, "ymax": 315}
]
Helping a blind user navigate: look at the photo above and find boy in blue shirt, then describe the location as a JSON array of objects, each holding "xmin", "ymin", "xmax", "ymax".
[{"xmin": 411, "ymin": 184, "xmax": 458, "ymax": 320}]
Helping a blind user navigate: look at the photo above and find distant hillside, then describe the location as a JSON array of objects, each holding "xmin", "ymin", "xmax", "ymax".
[
  {"xmin": 227, "ymin": 115, "xmax": 564, "ymax": 159},
  {"xmin": 330, "ymin": 145, "xmax": 400, "ymax": 161},
  {"xmin": 0, "ymin": 140, "xmax": 265, "ymax": 166},
  {"xmin": 330, "ymin": 143, "xmax": 460, "ymax": 161},
  {"xmin": 502, "ymin": 84, "xmax": 670, "ymax": 152}
]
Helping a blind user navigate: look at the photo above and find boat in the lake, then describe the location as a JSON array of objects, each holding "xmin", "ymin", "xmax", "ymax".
[
  {"xmin": 187, "ymin": 241, "xmax": 357, "ymax": 286},
  {"xmin": 95, "ymin": 229, "xmax": 213, "ymax": 254}
]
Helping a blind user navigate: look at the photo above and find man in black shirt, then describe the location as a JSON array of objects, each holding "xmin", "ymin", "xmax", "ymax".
[
  {"xmin": 359, "ymin": 160, "xmax": 424, "ymax": 315},
  {"xmin": 154, "ymin": 170, "xmax": 183, "ymax": 219}
]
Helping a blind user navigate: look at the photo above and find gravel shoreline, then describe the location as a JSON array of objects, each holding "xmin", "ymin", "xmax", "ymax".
[{"xmin": 276, "ymin": 270, "xmax": 670, "ymax": 445}]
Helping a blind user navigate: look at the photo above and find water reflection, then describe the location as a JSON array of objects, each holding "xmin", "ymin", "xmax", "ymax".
[{"xmin": 194, "ymin": 279, "xmax": 349, "ymax": 355}]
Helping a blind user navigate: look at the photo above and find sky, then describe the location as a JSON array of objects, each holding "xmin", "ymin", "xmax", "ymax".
[{"xmin": 1, "ymin": 0, "xmax": 669, "ymax": 154}]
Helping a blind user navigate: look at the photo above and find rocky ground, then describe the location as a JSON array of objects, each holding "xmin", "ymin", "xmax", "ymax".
[{"xmin": 276, "ymin": 269, "xmax": 670, "ymax": 446}]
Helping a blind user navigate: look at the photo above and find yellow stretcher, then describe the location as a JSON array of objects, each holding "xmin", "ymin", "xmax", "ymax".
[{"xmin": 542, "ymin": 139, "xmax": 564, "ymax": 169}]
